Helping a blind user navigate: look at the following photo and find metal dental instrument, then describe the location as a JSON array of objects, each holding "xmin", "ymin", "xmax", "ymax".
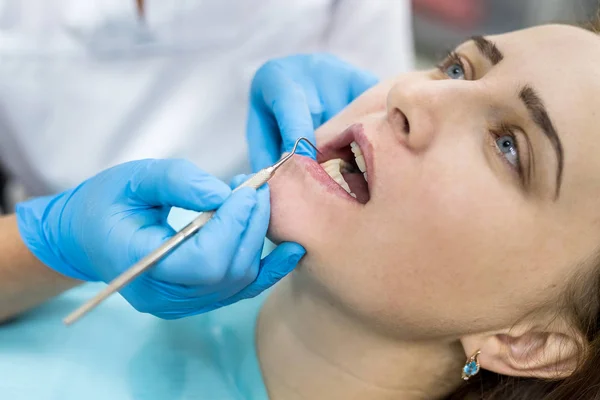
[{"xmin": 63, "ymin": 137, "xmax": 319, "ymax": 325}]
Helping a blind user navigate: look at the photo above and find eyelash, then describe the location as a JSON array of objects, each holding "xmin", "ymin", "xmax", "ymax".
[
  {"xmin": 436, "ymin": 51, "xmax": 466, "ymax": 76},
  {"xmin": 489, "ymin": 123, "xmax": 525, "ymax": 181}
]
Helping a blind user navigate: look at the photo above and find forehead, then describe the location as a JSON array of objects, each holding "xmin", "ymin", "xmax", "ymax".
[
  {"xmin": 458, "ymin": 25, "xmax": 600, "ymax": 100},
  {"xmin": 457, "ymin": 24, "xmax": 600, "ymax": 108},
  {"xmin": 461, "ymin": 25, "xmax": 600, "ymax": 205}
]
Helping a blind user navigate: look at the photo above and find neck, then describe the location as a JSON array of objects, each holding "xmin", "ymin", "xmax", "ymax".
[{"xmin": 257, "ymin": 272, "xmax": 465, "ymax": 400}]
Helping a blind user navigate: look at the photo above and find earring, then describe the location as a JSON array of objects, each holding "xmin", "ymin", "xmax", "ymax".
[{"xmin": 461, "ymin": 350, "xmax": 481, "ymax": 381}]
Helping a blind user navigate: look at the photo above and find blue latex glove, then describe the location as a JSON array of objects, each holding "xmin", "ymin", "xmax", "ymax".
[
  {"xmin": 15, "ymin": 159, "xmax": 305, "ymax": 319},
  {"xmin": 247, "ymin": 53, "xmax": 379, "ymax": 170}
]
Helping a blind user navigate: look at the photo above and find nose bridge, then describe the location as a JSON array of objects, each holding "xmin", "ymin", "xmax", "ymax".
[{"xmin": 386, "ymin": 79, "xmax": 479, "ymax": 151}]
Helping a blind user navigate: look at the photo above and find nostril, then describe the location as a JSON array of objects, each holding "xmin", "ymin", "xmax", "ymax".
[
  {"xmin": 390, "ymin": 108, "xmax": 410, "ymax": 135},
  {"xmin": 402, "ymin": 113, "xmax": 410, "ymax": 135}
]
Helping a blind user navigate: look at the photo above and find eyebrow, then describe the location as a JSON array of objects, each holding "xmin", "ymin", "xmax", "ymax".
[
  {"xmin": 519, "ymin": 85, "xmax": 564, "ymax": 199},
  {"xmin": 464, "ymin": 36, "xmax": 563, "ymax": 198},
  {"xmin": 471, "ymin": 36, "xmax": 504, "ymax": 65}
]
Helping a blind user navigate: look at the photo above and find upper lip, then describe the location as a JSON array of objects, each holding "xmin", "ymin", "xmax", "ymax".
[{"xmin": 316, "ymin": 123, "xmax": 373, "ymax": 188}]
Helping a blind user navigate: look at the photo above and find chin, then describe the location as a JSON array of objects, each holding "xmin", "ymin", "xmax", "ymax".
[{"xmin": 266, "ymin": 170, "xmax": 313, "ymax": 246}]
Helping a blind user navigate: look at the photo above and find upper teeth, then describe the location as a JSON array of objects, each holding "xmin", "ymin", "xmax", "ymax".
[
  {"xmin": 319, "ymin": 142, "xmax": 369, "ymax": 198},
  {"xmin": 350, "ymin": 141, "xmax": 368, "ymax": 182}
]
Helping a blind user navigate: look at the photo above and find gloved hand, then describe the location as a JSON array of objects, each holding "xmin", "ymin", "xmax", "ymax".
[
  {"xmin": 247, "ymin": 53, "xmax": 379, "ymax": 170},
  {"xmin": 15, "ymin": 159, "xmax": 305, "ymax": 319}
]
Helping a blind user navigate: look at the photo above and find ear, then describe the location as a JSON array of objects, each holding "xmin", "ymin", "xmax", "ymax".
[{"xmin": 461, "ymin": 320, "xmax": 585, "ymax": 379}]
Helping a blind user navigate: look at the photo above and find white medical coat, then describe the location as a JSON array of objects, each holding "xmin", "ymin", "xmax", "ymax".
[{"xmin": 0, "ymin": 0, "xmax": 413, "ymax": 198}]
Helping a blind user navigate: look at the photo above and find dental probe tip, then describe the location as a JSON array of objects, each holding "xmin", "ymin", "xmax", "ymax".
[
  {"xmin": 295, "ymin": 137, "xmax": 321, "ymax": 157},
  {"xmin": 271, "ymin": 137, "xmax": 320, "ymax": 172}
]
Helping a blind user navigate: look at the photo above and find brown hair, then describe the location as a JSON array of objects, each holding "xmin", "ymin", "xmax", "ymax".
[{"xmin": 444, "ymin": 14, "xmax": 600, "ymax": 400}]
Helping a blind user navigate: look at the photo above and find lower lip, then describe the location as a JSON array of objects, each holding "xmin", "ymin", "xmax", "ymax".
[
  {"xmin": 299, "ymin": 122, "xmax": 371, "ymax": 203},
  {"xmin": 297, "ymin": 156, "xmax": 360, "ymax": 203}
]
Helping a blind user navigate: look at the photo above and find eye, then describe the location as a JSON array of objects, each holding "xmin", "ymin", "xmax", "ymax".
[
  {"xmin": 444, "ymin": 63, "xmax": 465, "ymax": 80},
  {"xmin": 495, "ymin": 135, "xmax": 519, "ymax": 168},
  {"xmin": 437, "ymin": 51, "xmax": 467, "ymax": 80}
]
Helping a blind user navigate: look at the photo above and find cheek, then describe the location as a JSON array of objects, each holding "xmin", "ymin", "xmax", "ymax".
[
  {"xmin": 374, "ymin": 142, "xmax": 511, "ymax": 247},
  {"xmin": 308, "ymin": 153, "xmax": 538, "ymax": 337}
]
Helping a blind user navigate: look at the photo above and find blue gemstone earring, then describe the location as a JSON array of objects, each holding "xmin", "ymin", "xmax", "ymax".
[{"xmin": 461, "ymin": 350, "xmax": 481, "ymax": 381}]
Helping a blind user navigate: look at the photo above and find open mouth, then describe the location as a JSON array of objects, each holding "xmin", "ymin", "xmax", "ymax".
[{"xmin": 316, "ymin": 124, "xmax": 371, "ymax": 204}]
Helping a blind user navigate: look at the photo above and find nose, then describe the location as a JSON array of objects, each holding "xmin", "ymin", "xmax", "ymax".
[{"xmin": 386, "ymin": 79, "xmax": 463, "ymax": 152}]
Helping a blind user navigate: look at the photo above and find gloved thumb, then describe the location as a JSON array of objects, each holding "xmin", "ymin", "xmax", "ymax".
[
  {"xmin": 127, "ymin": 159, "xmax": 231, "ymax": 211},
  {"xmin": 274, "ymin": 84, "xmax": 318, "ymax": 160}
]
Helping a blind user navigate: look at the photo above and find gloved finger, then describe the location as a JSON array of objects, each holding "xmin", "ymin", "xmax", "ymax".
[
  {"xmin": 120, "ymin": 268, "xmax": 235, "ymax": 319},
  {"xmin": 126, "ymin": 224, "xmax": 176, "ymax": 274},
  {"xmin": 195, "ymin": 246, "xmax": 264, "ymax": 313},
  {"xmin": 317, "ymin": 53, "xmax": 379, "ymax": 99},
  {"xmin": 349, "ymin": 68, "xmax": 379, "ymax": 99},
  {"xmin": 148, "ymin": 187, "xmax": 257, "ymax": 286},
  {"xmin": 148, "ymin": 291, "xmax": 230, "ymax": 319},
  {"xmin": 310, "ymin": 56, "xmax": 355, "ymax": 121},
  {"xmin": 318, "ymin": 64, "xmax": 379, "ymax": 121},
  {"xmin": 118, "ymin": 277, "xmax": 188, "ymax": 316},
  {"xmin": 247, "ymin": 106, "xmax": 280, "ymax": 171},
  {"xmin": 224, "ymin": 241, "xmax": 306, "ymax": 302},
  {"xmin": 251, "ymin": 63, "xmax": 317, "ymax": 159},
  {"xmin": 122, "ymin": 283, "xmax": 212, "ymax": 319},
  {"xmin": 126, "ymin": 225, "xmax": 235, "ymax": 302},
  {"xmin": 268, "ymin": 83, "xmax": 317, "ymax": 159},
  {"xmin": 172, "ymin": 186, "xmax": 271, "ymax": 311},
  {"xmin": 247, "ymin": 61, "xmax": 293, "ymax": 170},
  {"xmin": 128, "ymin": 159, "xmax": 231, "ymax": 211},
  {"xmin": 229, "ymin": 174, "xmax": 251, "ymax": 190},
  {"xmin": 221, "ymin": 185, "xmax": 270, "ymax": 288},
  {"xmin": 192, "ymin": 184, "xmax": 269, "ymax": 296},
  {"xmin": 318, "ymin": 84, "xmax": 353, "ymax": 123}
]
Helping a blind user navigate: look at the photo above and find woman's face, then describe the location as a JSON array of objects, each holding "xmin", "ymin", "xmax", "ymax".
[{"xmin": 268, "ymin": 24, "xmax": 600, "ymax": 339}]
